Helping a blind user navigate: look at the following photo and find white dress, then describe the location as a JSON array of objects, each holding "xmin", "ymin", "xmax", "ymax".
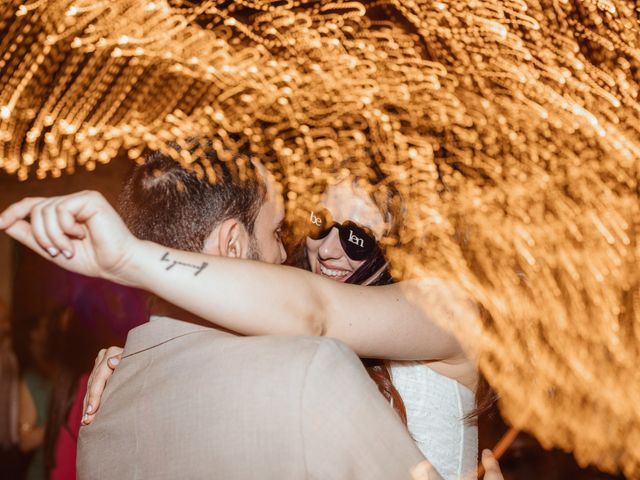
[{"xmin": 390, "ymin": 362, "xmax": 478, "ymax": 480}]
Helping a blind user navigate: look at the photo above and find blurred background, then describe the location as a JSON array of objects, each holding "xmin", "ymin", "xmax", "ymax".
[
  {"xmin": 0, "ymin": 159, "xmax": 626, "ymax": 479},
  {"xmin": 0, "ymin": 160, "xmax": 148, "ymax": 480}
]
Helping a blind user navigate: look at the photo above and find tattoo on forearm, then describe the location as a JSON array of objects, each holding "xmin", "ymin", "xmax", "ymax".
[{"xmin": 160, "ymin": 252, "xmax": 208, "ymax": 276}]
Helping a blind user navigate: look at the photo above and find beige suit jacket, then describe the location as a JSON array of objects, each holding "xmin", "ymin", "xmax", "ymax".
[{"xmin": 77, "ymin": 316, "xmax": 428, "ymax": 479}]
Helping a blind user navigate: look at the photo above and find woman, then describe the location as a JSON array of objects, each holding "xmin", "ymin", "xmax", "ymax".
[
  {"xmin": 42, "ymin": 304, "xmax": 96, "ymax": 480},
  {"xmin": 0, "ymin": 177, "xmax": 484, "ymax": 479},
  {"xmin": 19, "ymin": 314, "xmax": 53, "ymax": 480}
]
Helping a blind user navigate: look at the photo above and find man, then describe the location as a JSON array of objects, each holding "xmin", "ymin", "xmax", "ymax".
[{"xmin": 0, "ymin": 149, "xmax": 436, "ymax": 479}]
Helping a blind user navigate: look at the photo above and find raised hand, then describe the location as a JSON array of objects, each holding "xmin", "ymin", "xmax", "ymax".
[
  {"xmin": 411, "ymin": 450, "xmax": 505, "ymax": 480},
  {"xmin": 0, "ymin": 191, "xmax": 140, "ymax": 286},
  {"xmin": 480, "ymin": 449, "xmax": 505, "ymax": 480},
  {"xmin": 82, "ymin": 346, "xmax": 124, "ymax": 425}
]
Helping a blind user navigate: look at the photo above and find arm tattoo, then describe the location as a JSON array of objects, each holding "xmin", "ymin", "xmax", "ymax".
[{"xmin": 160, "ymin": 252, "xmax": 208, "ymax": 276}]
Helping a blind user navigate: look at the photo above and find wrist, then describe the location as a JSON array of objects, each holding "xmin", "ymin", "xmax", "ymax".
[{"xmin": 104, "ymin": 238, "xmax": 148, "ymax": 288}]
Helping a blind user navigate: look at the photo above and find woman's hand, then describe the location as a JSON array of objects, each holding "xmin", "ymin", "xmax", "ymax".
[
  {"xmin": 410, "ymin": 449, "xmax": 504, "ymax": 480},
  {"xmin": 0, "ymin": 191, "xmax": 141, "ymax": 286},
  {"xmin": 480, "ymin": 449, "xmax": 505, "ymax": 480},
  {"xmin": 82, "ymin": 346, "xmax": 123, "ymax": 425},
  {"xmin": 410, "ymin": 461, "xmax": 443, "ymax": 480}
]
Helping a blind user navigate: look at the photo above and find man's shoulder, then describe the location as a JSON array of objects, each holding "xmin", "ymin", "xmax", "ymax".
[
  {"xmin": 128, "ymin": 317, "xmax": 362, "ymax": 377},
  {"xmin": 123, "ymin": 317, "xmax": 366, "ymax": 391},
  {"xmin": 184, "ymin": 328, "xmax": 358, "ymax": 365},
  {"xmin": 124, "ymin": 316, "xmax": 351, "ymax": 360}
]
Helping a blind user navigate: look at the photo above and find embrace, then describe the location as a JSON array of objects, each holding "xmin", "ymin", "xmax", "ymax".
[{"xmin": 0, "ymin": 145, "xmax": 503, "ymax": 480}]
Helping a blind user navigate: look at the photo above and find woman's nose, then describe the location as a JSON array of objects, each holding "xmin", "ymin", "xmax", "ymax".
[{"xmin": 318, "ymin": 228, "xmax": 344, "ymax": 260}]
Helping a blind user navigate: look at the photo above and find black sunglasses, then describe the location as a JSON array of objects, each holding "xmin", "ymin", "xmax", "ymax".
[{"xmin": 306, "ymin": 208, "xmax": 379, "ymax": 260}]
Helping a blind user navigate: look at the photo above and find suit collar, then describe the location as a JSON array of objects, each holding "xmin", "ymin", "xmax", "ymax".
[{"xmin": 122, "ymin": 316, "xmax": 231, "ymax": 357}]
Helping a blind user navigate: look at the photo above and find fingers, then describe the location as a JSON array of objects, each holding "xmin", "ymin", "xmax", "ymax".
[
  {"xmin": 0, "ymin": 198, "xmax": 62, "ymax": 259},
  {"xmin": 0, "ymin": 196, "xmax": 83, "ymax": 258},
  {"xmin": 56, "ymin": 200, "xmax": 86, "ymax": 239},
  {"xmin": 108, "ymin": 354, "xmax": 122, "ymax": 368},
  {"xmin": 82, "ymin": 348, "xmax": 106, "ymax": 425},
  {"xmin": 411, "ymin": 461, "xmax": 441, "ymax": 480},
  {"xmin": 0, "ymin": 197, "xmax": 45, "ymax": 230},
  {"xmin": 83, "ymin": 349, "xmax": 106, "ymax": 414},
  {"xmin": 1, "ymin": 191, "xmax": 106, "ymax": 261},
  {"xmin": 4, "ymin": 220, "xmax": 44, "ymax": 254},
  {"xmin": 39, "ymin": 197, "xmax": 88, "ymax": 257},
  {"xmin": 31, "ymin": 197, "xmax": 91, "ymax": 257},
  {"xmin": 481, "ymin": 450, "xmax": 504, "ymax": 480},
  {"xmin": 29, "ymin": 200, "xmax": 61, "ymax": 257},
  {"xmin": 83, "ymin": 346, "xmax": 123, "ymax": 425},
  {"xmin": 42, "ymin": 201, "xmax": 76, "ymax": 257}
]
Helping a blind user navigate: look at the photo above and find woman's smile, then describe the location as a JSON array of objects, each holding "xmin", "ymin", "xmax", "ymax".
[{"xmin": 317, "ymin": 259, "xmax": 352, "ymax": 280}]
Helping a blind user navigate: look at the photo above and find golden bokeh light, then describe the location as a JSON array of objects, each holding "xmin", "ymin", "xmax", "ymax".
[{"xmin": 0, "ymin": 0, "xmax": 638, "ymax": 475}]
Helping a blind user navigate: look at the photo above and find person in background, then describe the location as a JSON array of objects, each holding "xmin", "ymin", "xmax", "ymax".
[
  {"xmin": 19, "ymin": 314, "xmax": 53, "ymax": 480},
  {"xmin": 8, "ymin": 268, "xmax": 140, "ymax": 480},
  {"xmin": 0, "ymin": 299, "xmax": 27, "ymax": 480},
  {"xmin": 41, "ymin": 306, "xmax": 92, "ymax": 480}
]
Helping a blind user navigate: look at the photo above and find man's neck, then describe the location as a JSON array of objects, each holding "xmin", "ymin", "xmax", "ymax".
[{"xmin": 149, "ymin": 297, "xmax": 238, "ymax": 335}]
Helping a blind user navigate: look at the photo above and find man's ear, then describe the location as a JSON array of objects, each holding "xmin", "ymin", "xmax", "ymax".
[{"xmin": 203, "ymin": 218, "xmax": 250, "ymax": 259}]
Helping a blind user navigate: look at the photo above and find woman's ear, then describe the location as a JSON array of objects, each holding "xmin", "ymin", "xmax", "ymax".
[{"xmin": 203, "ymin": 218, "xmax": 250, "ymax": 259}]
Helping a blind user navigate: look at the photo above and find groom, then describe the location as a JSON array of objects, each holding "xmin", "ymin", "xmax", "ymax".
[{"xmin": 0, "ymin": 147, "xmax": 438, "ymax": 479}]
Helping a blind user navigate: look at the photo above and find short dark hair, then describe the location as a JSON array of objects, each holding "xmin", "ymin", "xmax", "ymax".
[{"xmin": 118, "ymin": 145, "xmax": 265, "ymax": 252}]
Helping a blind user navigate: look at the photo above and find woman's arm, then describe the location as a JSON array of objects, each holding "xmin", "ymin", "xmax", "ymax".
[
  {"xmin": 125, "ymin": 241, "xmax": 473, "ymax": 361},
  {"xmin": 0, "ymin": 191, "xmax": 475, "ymax": 361}
]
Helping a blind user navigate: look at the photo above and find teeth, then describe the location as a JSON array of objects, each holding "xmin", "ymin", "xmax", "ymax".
[{"xmin": 319, "ymin": 264, "xmax": 350, "ymax": 278}]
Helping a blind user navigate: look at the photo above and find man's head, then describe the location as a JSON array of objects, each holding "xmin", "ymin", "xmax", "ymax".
[{"xmin": 118, "ymin": 145, "xmax": 286, "ymax": 265}]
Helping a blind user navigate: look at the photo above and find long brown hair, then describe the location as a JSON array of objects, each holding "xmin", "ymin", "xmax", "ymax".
[
  {"xmin": 347, "ymin": 247, "xmax": 408, "ymax": 426},
  {"xmin": 363, "ymin": 359, "xmax": 407, "ymax": 425},
  {"xmin": 287, "ymin": 174, "xmax": 409, "ymax": 425},
  {"xmin": 464, "ymin": 304, "xmax": 499, "ymax": 423}
]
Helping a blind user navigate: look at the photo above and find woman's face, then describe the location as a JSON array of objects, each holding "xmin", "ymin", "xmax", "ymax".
[{"xmin": 306, "ymin": 182, "xmax": 386, "ymax": 282}]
